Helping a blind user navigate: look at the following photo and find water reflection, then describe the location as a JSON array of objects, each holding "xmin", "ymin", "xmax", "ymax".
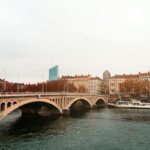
[
  {"xmin": 0, "ymin": 108, "xmax": 150, "ymax": 150},
  {"xmin": 110, "ymin": 108, "xmax": 150, "ymax": 124},
  {"xmin": 70, "ymin": 108, "xmax": 90, "ymax": 118},
  {"xmin": 0, "ymin": 108, "xmax": 90, "ymax": 136},
  {"xmin": 8, "ymin": 115, "xmax": 60, "ymax": 135},
  {"xmin": 123, "ymin": 116, "xmax": 150, "ymax": 123}
]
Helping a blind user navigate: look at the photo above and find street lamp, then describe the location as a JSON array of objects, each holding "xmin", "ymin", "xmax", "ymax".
[
  {"xmin": 41, "ymin": 74, "xmax": 44, "ymax": 93},
  {"xmin": 3, "ymin": 68, "xmax": 7, "ymax": 93}
]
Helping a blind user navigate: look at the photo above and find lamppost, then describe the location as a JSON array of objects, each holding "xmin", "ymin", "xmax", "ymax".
[
  {"xmin": 3, "ymin": 68, "xmax": 7, "ymax": 92},
  {"xmin": 17, "ymin": 75, "xmax": 21, "ymax": 93},
  {"xmin": 41, "ymin": 74, "xmax": 44, "ymax": 93},
  {"xmin": 67, "ymin": 81, "xmax": 69, "ymax": 93}
]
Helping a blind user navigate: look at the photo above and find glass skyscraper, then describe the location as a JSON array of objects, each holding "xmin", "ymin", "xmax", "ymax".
[{"xmin": 49, "ymin": 65, "xmax": 59, "ymax": 81}]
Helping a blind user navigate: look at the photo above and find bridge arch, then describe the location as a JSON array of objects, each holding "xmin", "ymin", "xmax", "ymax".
[
  {"xmin": 1, "ymin": 98, "xmax": 62, "ymax": 119},
  {"xmin": 65, "ymin": 97, "xmax": 93, "ymax": 110},
  {"xmin": 7, "ymin": 102, "xmax": 12, "ymax": 108},
  {"xmin": 13, "ymin": 101, "xmax": 17, "ymax": 105},
  {"xmin": 1, "ymin": 102, "xmax": 6, "ymax": 111},
  {"xmin": 95, "ymin": 97, "xmax": 106, "ymax": 105}
]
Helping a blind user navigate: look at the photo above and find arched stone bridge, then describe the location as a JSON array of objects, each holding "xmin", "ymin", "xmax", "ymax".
[{"xmin": 0, "ymin": 93, "xmax": 108, "ymax": 120}]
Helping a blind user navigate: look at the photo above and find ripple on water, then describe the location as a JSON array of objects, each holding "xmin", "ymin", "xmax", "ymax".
[{"xmin": 0, "ymin": 108, "xmax": 150, "ymax": 150}]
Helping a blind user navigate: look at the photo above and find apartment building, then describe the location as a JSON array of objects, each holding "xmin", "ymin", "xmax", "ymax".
[
  {"xmin": 109, "ymin": 72, "xmax": 150, "ymax": 95},
  {"xmin": 61, "ymin": 75, "xmax": 104, "ymax": 94}
]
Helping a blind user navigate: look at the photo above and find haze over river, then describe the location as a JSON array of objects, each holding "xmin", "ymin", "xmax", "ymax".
[{"xmin": 0, "ymin": 108, "xmax": 150, "ymax": 150}]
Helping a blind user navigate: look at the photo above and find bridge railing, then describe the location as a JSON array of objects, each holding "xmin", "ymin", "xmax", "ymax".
[
  {"xmin": 0, "ymin": 92, "xmax": 106, "ymax": 96},
  {"xmin": 0, "ymin": 92, "xmax": 108, "ymax": 101}
]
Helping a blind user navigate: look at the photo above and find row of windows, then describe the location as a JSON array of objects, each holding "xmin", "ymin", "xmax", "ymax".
[{"xmin": 109, "ymin": 79, "xmax": 124, "ymax": 83}]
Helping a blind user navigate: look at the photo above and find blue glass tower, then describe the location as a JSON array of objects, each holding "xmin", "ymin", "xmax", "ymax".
[{"xmin": 49, "ymin": 65, "xmax": 59, "ymax": 81}]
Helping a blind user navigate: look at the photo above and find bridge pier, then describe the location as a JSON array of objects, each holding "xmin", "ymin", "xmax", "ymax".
[
  {"xmin": 92, "ymin": 104, "xmax": 107, "ymax": 109},
  {"xmin": 62, "ymin": 109, "xmax": 70, "ymax": 116}
]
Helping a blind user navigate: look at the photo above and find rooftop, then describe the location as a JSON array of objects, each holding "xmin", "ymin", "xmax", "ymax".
[
  {"xmin": 110, "ymin": 72, "xmax": 150, "ymax": 79},
  {"xmin": 61, "ymin": 75, "xmax": 91, "ymax": 79}
]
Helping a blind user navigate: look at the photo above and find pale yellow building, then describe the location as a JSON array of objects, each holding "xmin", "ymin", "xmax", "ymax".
[
  {"xmin": 61, "ymin": 75, "xmax": 91, "ymax": 92},
  {"xmin": 61, "ymin": 75, "xmax": 104, "ymax": 94}
]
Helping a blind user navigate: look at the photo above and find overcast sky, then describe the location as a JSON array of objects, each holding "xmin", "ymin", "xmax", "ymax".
[{"xmin": 0, "ymin": 0, "xmax": 150, "ymax": 83}]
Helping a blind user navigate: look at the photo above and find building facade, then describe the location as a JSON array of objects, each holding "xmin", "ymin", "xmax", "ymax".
[
  {"xmin": 103, "ymin": 70, "xmax": 111, "ymax": 81},
  {"xmin": 61, "ymin": 75, "xmax": 91, "ymax": 93},
  {"xmin": 61, "ymin": 75, "xmax": 104, "ymax": 95},
  {"xmin": 88, "ymin": 77, "xmax": 103, "ymax": 95},
  {"xmin": 103, "ymin": 70, "xmax": 111, "ymax": 94},
  {"xmin": 139, "ymin": 72, "xmax": 150, "ymax": 81},
  {"xmin": 109, "ymin": 72, "xmax": 150, "ymax": 95},
  {"xmin": 0, "ymin": 79, "xmax": 6, "ymax": 92},
  {"xmin": 49, "ymin": 65, "xmax": 59, "ymax": 81}
]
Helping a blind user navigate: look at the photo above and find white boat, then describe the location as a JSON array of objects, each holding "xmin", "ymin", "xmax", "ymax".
[{"xmin": 108, "ymin": 99, "xmax": 150, "ymax": 109}]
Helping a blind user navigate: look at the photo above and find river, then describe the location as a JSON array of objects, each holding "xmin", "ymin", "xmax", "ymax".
[{"xmin": 0, "ymin": 108, "xmax": 150, "ymax": 150}]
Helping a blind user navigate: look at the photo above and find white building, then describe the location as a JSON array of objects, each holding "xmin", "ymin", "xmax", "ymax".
[
  {"xmin": 139, "ymin": 72, "xmax": 150, "ymax": 81},
  {"xmin": 88, "ymin": 77, "xmax": 103, "ymax": 95},
  {"xmin": 109, "ymin": 75, "xmax": 126, "ymax": 95}
]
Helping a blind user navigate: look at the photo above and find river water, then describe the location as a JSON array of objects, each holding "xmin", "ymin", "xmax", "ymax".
[{"xmin": 0, "ymin": 108, "xmax": 150, "ymax": 150}]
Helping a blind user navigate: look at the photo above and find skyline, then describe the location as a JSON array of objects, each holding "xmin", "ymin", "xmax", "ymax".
[{"xmin": 0, "ymin": 0, "xmax": 150, "ymax": 83}]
